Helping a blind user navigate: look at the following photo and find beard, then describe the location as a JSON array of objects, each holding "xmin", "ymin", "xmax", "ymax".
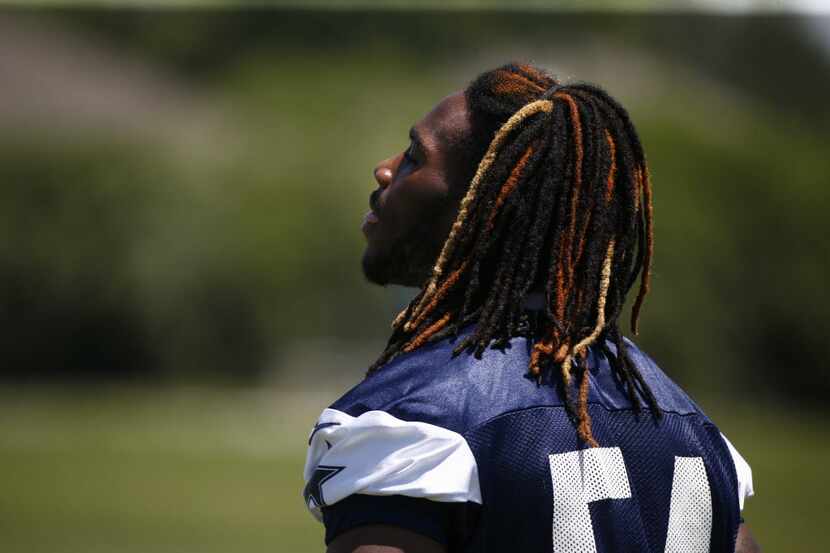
[{"xmin": 361, "ymin": 222, "xmax": 443, "ymax": 288}]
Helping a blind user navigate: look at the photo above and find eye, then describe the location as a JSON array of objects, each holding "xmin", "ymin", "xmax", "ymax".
[{"xmin": 403, "ymin": 142, "xmax": 420, "ymax": 165}]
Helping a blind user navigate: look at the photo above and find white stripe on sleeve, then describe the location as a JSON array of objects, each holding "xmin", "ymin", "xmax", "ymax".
[
  {"xmin": 302, "ymin": 408, "xmax": 482, "ymax": 521},
  {"xmin": 720, "ymin": 433, "xmax": 754, "ymax": 510}
]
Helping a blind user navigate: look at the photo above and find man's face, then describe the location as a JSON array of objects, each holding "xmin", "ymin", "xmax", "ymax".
[{"xmin": 361, "ymin": 91, "xmax": 473, "ymax": 287}]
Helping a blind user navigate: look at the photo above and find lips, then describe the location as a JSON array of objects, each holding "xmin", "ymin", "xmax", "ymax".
[
  {"xmin": 363, "ymin": 190, "xmax": 382, "ymax": 228},
  {"xmin": 369, "ymin": 189, "xmax": 382, "ymax": 216},
  {"xmin": 361, "ymin": 209, "xmax": 380, "ymax": 236},
  {"xmin": 362, "ymin": 190, "xmax": 382, "ymax": 235},
  {"xmin": 363, "ymin": 210, "xmax": 380, "ymax": 225}
]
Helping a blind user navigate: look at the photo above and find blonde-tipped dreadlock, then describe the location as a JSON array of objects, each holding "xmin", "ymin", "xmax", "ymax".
[
  {"xmin": 370, "ymin": 63, "xmax": 660, "ymax": 447},
  {"xmin": 403, "ymin": 100, "xmax": 554, "ymax": 332},
  {"xmin": 563, "ymin": 240, "xmax": 614, "ymax": 448}
]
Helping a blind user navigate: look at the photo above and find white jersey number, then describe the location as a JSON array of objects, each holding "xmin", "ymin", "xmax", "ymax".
[{"xmin": 548, "ymin": 448, "xmax": 712, "ymax": 553}]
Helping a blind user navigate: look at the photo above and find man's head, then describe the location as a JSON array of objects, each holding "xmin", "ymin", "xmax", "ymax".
[
  {"xmin": 364, "ymin": 63, "xmax": 659, "ymax": 447},
  {"xmin": 361, "ymin": 91, "xmax": 481, "ymax": 287}
]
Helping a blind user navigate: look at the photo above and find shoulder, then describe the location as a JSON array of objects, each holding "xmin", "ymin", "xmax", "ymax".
[
  {"xmin": 301, "ymin": 327, "xmax": 545, "ymax": 521},
  {"xmin": 331, "ymin": 330, "xmax": 717, "ymax": 429},
  {"xmin": 616, "ymin": 338, "xmax": 755, "ymax": 510},
  {"xmin": 611, "ymin": 336, "xmax": 710, "ymax": 418},
  {"xmin": 329, "ymin": 326, "xmax": 569, "ymax": 434},
  {"xmin": 302, "ymin": 329, "xmax": 487, "ymax": 520}
]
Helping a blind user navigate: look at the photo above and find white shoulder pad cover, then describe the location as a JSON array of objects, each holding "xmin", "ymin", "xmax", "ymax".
[
  {"xmin": 303, "ymin": 408, "xmax": 482, "ymax": 521},
  {"xmin": 720, "ymin": 433, "xmax": 754, "ymax": 510}
]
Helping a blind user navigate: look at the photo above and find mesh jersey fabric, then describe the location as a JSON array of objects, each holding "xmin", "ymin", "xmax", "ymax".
[{"xmin": 303, "ymin": 323, "xmax": 749, "ymax": 552}]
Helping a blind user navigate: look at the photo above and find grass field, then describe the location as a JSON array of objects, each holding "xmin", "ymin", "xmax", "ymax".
[{"xmin": 0, "ymin": 386, "xmax": 825, "ymax": 552}]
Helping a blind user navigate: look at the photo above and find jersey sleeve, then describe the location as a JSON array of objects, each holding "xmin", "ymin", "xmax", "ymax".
[
  {"xmin": 302, "ymin": 407, "xmax": 482, "ymax": 541},
  {"xmin": 720, "ymin": 433, "xmax": 754, "ymax": 510},
  {"xmin": 321, "ymin": 493, "xmax": 461, "ymax": 546}
]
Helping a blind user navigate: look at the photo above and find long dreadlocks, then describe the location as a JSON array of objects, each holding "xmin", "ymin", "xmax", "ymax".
[{"xmin": 368, "ymin": 63, "xmax": 661, "ymax": 448}]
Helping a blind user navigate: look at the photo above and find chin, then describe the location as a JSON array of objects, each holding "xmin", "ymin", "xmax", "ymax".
[
  {"xmin": 361, "ymin": 248, "xmax": 391, "ymax": 286},
  {"xmin": 361, "ymin": 245, "xmax": 429, "ymax": 288}
]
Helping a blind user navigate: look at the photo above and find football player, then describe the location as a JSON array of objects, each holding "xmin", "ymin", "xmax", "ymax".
[{"xmin": 303, "ymin": 63, "xmax": 759, "ymax": 553}]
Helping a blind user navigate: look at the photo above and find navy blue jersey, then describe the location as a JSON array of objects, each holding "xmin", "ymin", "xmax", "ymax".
[{"xmin": 302, "ymin": 324, "xmax": 753, "ymax": 552}]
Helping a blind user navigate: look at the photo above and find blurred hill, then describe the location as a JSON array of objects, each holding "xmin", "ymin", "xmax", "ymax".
[{"xmin": 0, "ymin": 10, "xmax": 827, "ymax": 405}]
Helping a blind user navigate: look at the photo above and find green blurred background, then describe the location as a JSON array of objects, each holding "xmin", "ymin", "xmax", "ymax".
[{"xmin": 1, "ymin": 4, "xmax": 828, "ymax": 552}]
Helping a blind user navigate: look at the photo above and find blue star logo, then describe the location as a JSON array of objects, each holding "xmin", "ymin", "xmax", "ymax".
[{"xmin": 304, "ymin": 464, "xmax": 345, "ymax": 509}]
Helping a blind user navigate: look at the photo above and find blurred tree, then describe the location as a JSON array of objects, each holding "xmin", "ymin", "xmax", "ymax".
[{"xmin": 0, "ymin": 11, "xmax": 827, "ymax": 403}]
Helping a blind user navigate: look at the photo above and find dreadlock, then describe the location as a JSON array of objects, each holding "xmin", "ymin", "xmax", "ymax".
[{"xmin": 368, "ymin": 63, "xmax": 661, "ymax": 447}]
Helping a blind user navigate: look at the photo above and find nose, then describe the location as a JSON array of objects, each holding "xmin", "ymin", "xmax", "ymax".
[{"xmin": 373, "ymin": 157, "xmax": 395, "ymax": 189}]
